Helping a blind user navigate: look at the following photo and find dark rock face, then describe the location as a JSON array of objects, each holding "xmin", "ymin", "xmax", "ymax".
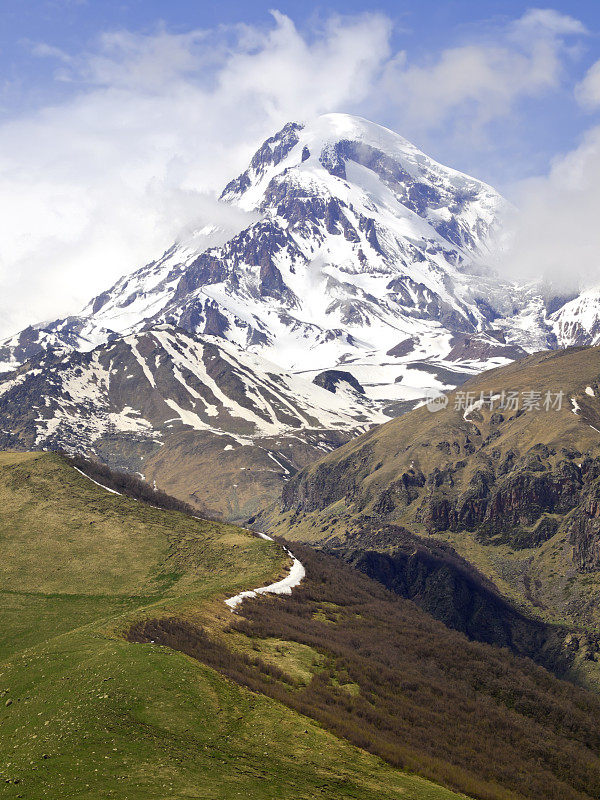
[
  {"xmin": 0, "ymin": 326, "xmax": 46, "ymax": 365},
  {"xmin": 312, "ymin": 370, "xmax": 365, "ymax": 395},
  {"xmin": 418, "ymin": 457, "xmax": 588, "ymax": 550},
  {"xmin": 203, "ymin": 301, "xmax": 230, "ymax": 337},
  {"xmin": 259, "ymin": 261, "xmax": 288, "ymax": 300},
  {"xmin": 386, "ymin": 338, "xmax": 415, "ymax": 357},
  {"xmin": 319, "ymin": 142, "xmax": 347, "ymax": 179},
  {"xmin": 447, "ymin": 333, "xmax": 528, "ymax": 362},
  {"xmin": 385, "ymin": 277, "xmax": 476, "ymax": 333},
  {"xmin": 373, "ymin": 469, "xmax": 426, "ymax": 513},
  {"xmin": 172, "ymin": 219, "xmax": 301, "ymax": 307},
  {"xmin": 359, "ymin": 217, "xmax": 383, "ymax": 255},
  {"xmin": 261, "ymin": 179, "xmax": 360, "ymax": 245},
  {"xmin": 220, "ymin": 121, "xmax": 303, "ymax": 200},
  {"xmin": 569, "ymin": 483, "xmax": 600, "ymax": 571},
  {"xmin": 324, "ymin": 524, "xmax": 575, "ymax": 676},
  {"xmin": 0, "ymin": 321, "xmax": 94, "ymax": 367},
  {"xmin": 175, "ymin": 251, "xmax": 231, "ymax": 297},
  {"xmin": 482, "ymin": 462, "xmax": 580, "ymax": 530},
  {"xmin": 177, "ymin": 304, "xmax": 205, "ymax": 333},
  {"xmin": 418, "ymin": 459, "xmax": 582, "ymax": 546},
  {"xmin": 281, "ymin": 443, "xmax": 375, "ymax": 512},
  {"xmin": 283, "ymin": 432, "xmax": 600, "ymax": 571},
  {"xmin": 91, "ymin": 290, "xmax": 112, "ymax": 314}
]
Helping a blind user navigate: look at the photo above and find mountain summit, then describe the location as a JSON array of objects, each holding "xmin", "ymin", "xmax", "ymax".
[
  {"xmin": 2, "ymin": 113, "xmax": 600, "ymax": 495},
  {"xmin": 0, "ymin": 113, "xmax": 555, "ymax": 407}
]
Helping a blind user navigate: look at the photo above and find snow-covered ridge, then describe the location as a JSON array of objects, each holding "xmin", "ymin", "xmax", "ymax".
[
  {"xmin": 0, "ymin": 326, "xmax": 384, "ymax": 455},
  {"xmin": 551, "ymin": 289, "xmax": 600, "ymax": 347},
  {"xmin": 0, "ymin": 112, "xmax": 530, "ymax": 409}
]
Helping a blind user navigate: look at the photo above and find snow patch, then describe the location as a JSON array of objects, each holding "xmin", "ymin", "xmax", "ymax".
[
  {"xmin": 73, "ymin": 467, "xmax": 122, "ymax": 496},
  {"xmin": 225, "ymin": 538, "xmax": 305, "ymax": 611},
  {"xmin": 571, "ymin": 398, "xmax": 580, "ymax": 415}
]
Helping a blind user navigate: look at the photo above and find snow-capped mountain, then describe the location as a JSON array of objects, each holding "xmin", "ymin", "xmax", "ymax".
[
  {"xmin": 0, "ymin": 113, "xmax": 543, "ymax": 408},
  {"xmin": 4, "ymin": 111, "xmax": 600, "ymax": 517}
]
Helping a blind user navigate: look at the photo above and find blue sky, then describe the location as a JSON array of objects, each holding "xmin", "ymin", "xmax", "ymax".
[
  {"xmin": 1, "ymin": 1, "xmax": 600, "ymax": 335},
  {"xmin": 2, "ymin": 0, "xmax": 600, "ymax": 184}
]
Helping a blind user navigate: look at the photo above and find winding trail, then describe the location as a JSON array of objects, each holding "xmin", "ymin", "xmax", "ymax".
[{"xmin": 225, "ymin": 533, "xmax": 306, "ymax": 611}]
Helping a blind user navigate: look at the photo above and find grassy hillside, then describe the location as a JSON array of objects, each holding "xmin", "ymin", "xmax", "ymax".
[
  {"xmin": 263, "ymin": 347, "xmax": 600, "ymax": 688},
  {"xmin": 130, "ymin": 544, "xmax": 600, "ymax": 800},
  {"xmin": 0, "ymin": 451, "xmax": 466, "ymax": 800},
  {"xmin": 267, "ymin": 346, "xmax": 600, "ymax": 684}
]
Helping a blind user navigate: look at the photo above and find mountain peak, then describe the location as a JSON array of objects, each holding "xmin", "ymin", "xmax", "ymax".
[
  {"xmin": 0, "ymin": 112, "xmax": 585, "ymax": 419},
  {"xmin": 220, "ymin": 113, "xmax": 504, "ymax": 235}
]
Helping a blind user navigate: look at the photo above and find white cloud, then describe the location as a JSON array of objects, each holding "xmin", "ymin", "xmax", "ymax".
[
  {"xmin": 510, "ymin": 8, "xmax": 586, "ymax": 38},
  {"xmin": 575, "ymin": 58, "xmax": 600, "ymax": 109},
  {"xmin": 379, "ymin": 8, "xmax": 586, "ymax": 132},
  {"xmin": 492, "ymin": 123, "xmax": 600, "ymax": 293},
  {"xmin": 0, "ymin": 12, "xmax": 390, "ymax": 337},
  {"xmin": 0, "ymin": 8, "xmax": 590, "ymax": 339},
  {"xmin": 28, "ymin": 42, "xmax": 73, "ymax": 63},
  {"xmin": 492, "ymin": 44, "xmax": 600, "ymax": 294}
]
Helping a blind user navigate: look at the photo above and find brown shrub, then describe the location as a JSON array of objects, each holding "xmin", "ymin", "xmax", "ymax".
[
  {"xmin": 61, "ymin": 452, "xmax": 217, "ymax": 518},
  {"xmin": 127, "ymin": 544, "xmax": 600, "ymax": 800}
]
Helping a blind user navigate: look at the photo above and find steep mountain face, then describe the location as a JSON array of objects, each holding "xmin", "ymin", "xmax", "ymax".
[
  {"xmin": 551, "ymin": 288, "xmax": 600, "ymax": 346},
  {"xmin": 0, "ymin": 113, "xmax": 549, "ymax": 410},
  {"xmin": 267, "ymin": 345, "xmax": 600, "ymax": 687},
  {"xmin": 3, "ymin": 112, "xmax": 600, "ymax": 523},
  {"xmin": 0, "ymin": 326, "xmax": 381, "ymax": 520},
  {"xmin": 323, "ymin": 523, "xmax": 572, "ymax": 676}
]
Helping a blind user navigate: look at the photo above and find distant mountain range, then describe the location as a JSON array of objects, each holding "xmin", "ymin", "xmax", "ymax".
[
  {"xmin": 1, "ymin": 113, "xmax": 599, "ymax": 516},
  {"xmin": 0, "ymin": 327, "xmax": 380, "ymax": 519}
]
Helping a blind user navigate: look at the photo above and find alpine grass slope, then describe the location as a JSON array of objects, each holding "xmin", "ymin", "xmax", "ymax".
[
  {"xmin": 0, "ymin": 449, "xmax": 470, "ymax": 800},
  {"xmin": 2, "ymin": 450, "xmax": 600, "ymax": 800}
]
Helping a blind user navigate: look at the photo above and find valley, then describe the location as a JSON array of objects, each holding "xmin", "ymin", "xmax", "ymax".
[
  {"xmin": 2, "ymin": 451, "xmax": 600, "ymax": 800},
  {"xmin": 266, "ymin": 345, "xmax": 600, "ymax": 687}
]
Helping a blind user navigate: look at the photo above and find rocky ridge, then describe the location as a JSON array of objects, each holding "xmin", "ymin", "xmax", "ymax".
[{"xmin": 267, "ymin": 345, "xmax": 600, "ymax": 683}]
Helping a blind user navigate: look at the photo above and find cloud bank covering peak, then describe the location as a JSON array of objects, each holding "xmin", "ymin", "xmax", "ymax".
[
  {"xmin": 0, "ymin": 7, "xmax": 596, "ymax": 338},
  {"xmin": 494, "ymin": 51, "xmax": 600, "ymax": 294}
]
